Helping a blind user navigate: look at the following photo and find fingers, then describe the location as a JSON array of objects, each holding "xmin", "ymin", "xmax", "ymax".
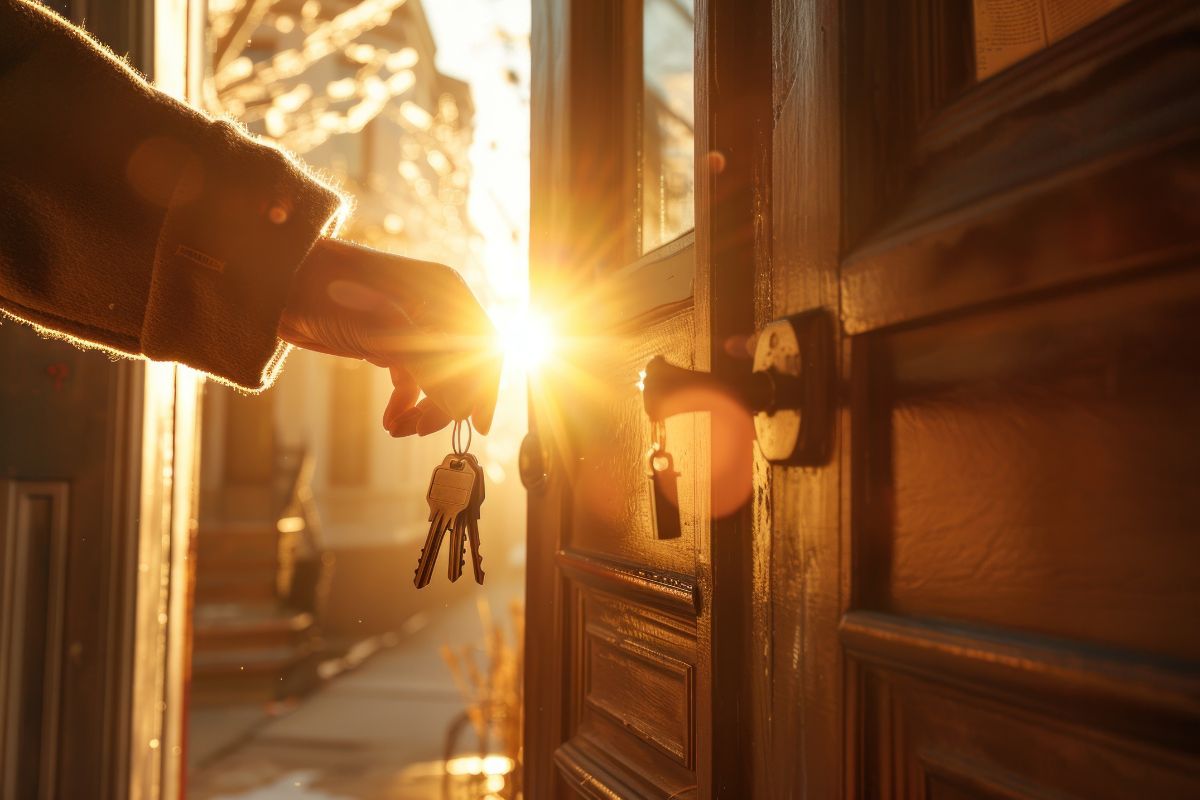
[
  {"xmin": 387, "ymin": 406, "xmax": 422, "ymax": 437},
  {"xmin": 416, "ymin": 397, "xmax": 452, "ymax": 436},
  {"xmin": 470, "ymin": 353, "xmax": 503, "ymax": 436},
  {"xmin": 382, "ymin": 365, "xmax": 420, "ymax": 436},
  {"xmin": 314, "ymin": 242, "xmax": 500, "ymax": 435},
  {"xmin": 385, "ymin": 395, "xmax": 453, "ymax": 438}
]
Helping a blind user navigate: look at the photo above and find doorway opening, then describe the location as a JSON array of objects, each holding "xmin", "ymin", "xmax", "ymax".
[{"xmin": 184, "ymin": 2, "xmax": 531, "ymax": 797}]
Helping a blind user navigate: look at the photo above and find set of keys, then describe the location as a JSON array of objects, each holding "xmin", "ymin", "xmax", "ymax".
[{"xmin": 414, "ymin": 420, "xmax": 486, "ymax": 588}]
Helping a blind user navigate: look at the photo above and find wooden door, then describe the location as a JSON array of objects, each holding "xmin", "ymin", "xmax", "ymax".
[
  {"xmin": 530, "ymin": 1, "xmax": 1200, "ymax": 797},
  {"xmin": 762, "ymin": 0, "xmax": 1200, "ymax": 797},
  {"xmin": 525, "ymin": 0, "xmax": 769, "ymax": 796}
]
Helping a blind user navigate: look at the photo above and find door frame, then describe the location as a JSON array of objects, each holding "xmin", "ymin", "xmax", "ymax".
[{"xmin": 68, "ymin": 1, "xmax": 204, "ymax": 797}]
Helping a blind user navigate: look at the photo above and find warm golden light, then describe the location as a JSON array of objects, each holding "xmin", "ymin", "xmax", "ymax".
[
  {"xmin": 492, "ymin": 306, "xmax": 555, "ymax": 374},
  {"xmin": 444, "ymin": 754, "xmax": 515, "ymax": 777}
]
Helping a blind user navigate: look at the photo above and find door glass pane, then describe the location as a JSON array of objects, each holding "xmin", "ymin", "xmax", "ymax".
[{"xmin": 642, "ymin": 0, "xmax": 695, "ymax": 252}]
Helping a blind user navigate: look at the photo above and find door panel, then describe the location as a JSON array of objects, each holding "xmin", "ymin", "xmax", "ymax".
[
  {"xmin": 769, "ymin": 0, "xmax": 1200, "ymax": 797},
  {"xmin": 858, "ymin": 667, "xmax": 1198, "ymax": 799},
  {"xmin": 566, "ymin": 312, "xmax": 701, "ymax": 573},
  {"xmin": 556, "ymin": 584, "xmax": 699, "ymax": 797},
  {"xmin": 856, "ymin": 273, "xmax": 1200, "ymax": 662}
]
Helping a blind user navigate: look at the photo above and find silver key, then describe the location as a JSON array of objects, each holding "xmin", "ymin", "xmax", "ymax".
[{"xmin": 414, "ymin": 454, "xmax": 476, "ymax": 588}]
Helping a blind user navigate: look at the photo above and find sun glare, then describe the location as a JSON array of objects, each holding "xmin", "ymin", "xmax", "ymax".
[{"xmin": 493, "ymin": 306, "xmax": 555, "ymax": 373}]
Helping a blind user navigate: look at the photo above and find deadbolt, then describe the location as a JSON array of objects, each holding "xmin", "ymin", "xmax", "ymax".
[{"xmin": 518, "ymin": 431, "xmax": 550, "ymax": 491}]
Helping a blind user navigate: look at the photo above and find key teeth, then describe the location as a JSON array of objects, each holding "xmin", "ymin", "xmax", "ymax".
[{"xmin": 413, "ymin": 549, "xmax": 427, "ymax": 587}]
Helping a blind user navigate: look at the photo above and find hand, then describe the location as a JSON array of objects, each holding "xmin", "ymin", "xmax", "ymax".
[{"xmin": 278, "ymin": 238, "xmax": 501, "ymax": 437}]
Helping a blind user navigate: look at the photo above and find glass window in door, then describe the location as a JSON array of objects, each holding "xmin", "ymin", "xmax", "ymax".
[{"xmin": 641, "ymin": 0, "xmax": 695, "ymax": 252}]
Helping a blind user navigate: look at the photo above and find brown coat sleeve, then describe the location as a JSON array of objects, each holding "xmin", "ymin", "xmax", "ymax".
[{"xmin": 0, "ymin": 0, "xmax": 347, "ymax": 390}]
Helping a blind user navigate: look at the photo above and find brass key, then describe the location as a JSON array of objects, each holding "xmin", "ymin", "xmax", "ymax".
[
  {"xmin": 465, "ymin": 453, "xmax": 486, "ymax": 585},
  {"xmin": 449, "ymin": 454, "xmax": 484, "ymax": 582},
  {"xmin": 414, "ymin": 454, "xmax": 476, "ymax": 588}
]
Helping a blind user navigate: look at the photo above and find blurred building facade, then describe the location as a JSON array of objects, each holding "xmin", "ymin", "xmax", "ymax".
[{"xmin": 193, "ymin": 0, "xmax": 505, "ymax": 700}]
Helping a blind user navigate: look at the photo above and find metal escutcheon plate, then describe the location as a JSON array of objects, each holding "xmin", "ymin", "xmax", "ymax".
[
  {"xmin": 519, "ymin": 431, "xmax": 550, "ymax": 491},
  {"xmin": 752, "ymin": 309, "xmax": 834, "ymax": 465}
]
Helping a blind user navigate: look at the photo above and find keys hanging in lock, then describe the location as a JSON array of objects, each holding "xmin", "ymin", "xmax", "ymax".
[{"xmin": 646, "ymin": 421, "xmax": 682, "ymax": 540}]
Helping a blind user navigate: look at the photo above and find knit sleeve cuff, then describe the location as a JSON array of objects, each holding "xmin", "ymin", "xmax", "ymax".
[{"xmin": 140, "ymin": 121, "xmax": 346, "ymax": 391}]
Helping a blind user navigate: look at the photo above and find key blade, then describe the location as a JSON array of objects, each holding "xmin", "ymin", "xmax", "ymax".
[
  {"xmin": 413, "ymin": 512, "xmax": 447, "ymax": 588},
  {"xmin": 467, "ymin": 516, "xmax": 485, "ymax": 585},
  {"xmin": 448, "ymin": 515, "xmax": 466, "ymax": 582}
]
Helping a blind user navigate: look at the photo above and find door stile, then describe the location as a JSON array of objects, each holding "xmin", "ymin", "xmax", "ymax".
[
  {"xmin": 766, "ymin": 0, "xmax": 845, "ymax": 797},
  {"xmin": 693, "ymin": 0, "xmax": 773, "ymax": 796}
]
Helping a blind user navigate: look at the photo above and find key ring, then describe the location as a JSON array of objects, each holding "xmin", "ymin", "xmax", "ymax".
[
  {"xmin": 452, "ymin": 419, "xmax": 473, "ymax": 455},
  {"xmin": 648, "ymin": 418, "xmax": 667, "ymax": 453}
]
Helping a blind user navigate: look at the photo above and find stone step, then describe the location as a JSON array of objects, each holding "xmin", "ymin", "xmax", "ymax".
[
  {"xmin": 193, "ymin": 605, "xmax": 313, "ymax": 652},
  {"xmin": 190, "ymin": 605, "xmax": 319, "ymax": 706},
  {"xmin": 195, "ymin": 572, "xmax": 278, "ymax": 605},
  {"xmin": 196, "ymin": 525, "xmax": 281, "ymax": 566}
]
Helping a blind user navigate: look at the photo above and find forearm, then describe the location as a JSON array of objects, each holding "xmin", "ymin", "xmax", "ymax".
[{"xmin": 0, "ymin": 0, "xmax": 346, "ymax": 390}]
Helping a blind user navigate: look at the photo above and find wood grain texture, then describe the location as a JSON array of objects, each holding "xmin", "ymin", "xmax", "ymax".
[
  {"xmin": 766, "ymin": 0, "xmax": 845, "ymax": 797},
  {"xmin": 585, "ymin": 629, "xmax": 694, "ymax": 765},
  {"xmin": 857, "ymin": 666, "xmax": 1200, "ymax": 798},
  {"xmin": 841, "ymin": 1, "xmax": 1200, "ymax": 334},
  {"xmin": 691, "ymin": 0, "xmax": 773, "ymax": 795},
  {"xmin": 557, "ymin": 549, "xmax": 699, "ymax": 616},
  {"xmin": 564, "ymin": 307, "xmax": 701, "ymax": 576},
  {"xmin": 528, "ymin": 0, "xmax": 771, "ymax": 796},
  {"xmin": 836, "ymin": 1, "xmax": 1200, "ymax": 795},
  {"xmin": 842, "ymin": 612, "xmax": 1200, "ymax": 753},
  {"xmin": 559, "ymin": 585, "xmax": 699, "ymax": 798},
  {"xmin": 858, "ymin": 269, "xmax": 1200, "ymax": 662},
  {"xmin": 536, "ymin": 0, "xmax": 1200, "ymax": 796}
]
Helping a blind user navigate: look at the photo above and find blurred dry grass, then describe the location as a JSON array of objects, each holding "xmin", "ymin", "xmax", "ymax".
[{"xmin": 440, "ymin": 597, "xmax": 524, "ymax": 799}]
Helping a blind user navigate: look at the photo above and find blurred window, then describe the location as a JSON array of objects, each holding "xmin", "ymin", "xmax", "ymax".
[{"xmin": 641, "ymin": 0, "xmax": 694, "ymax": 253}]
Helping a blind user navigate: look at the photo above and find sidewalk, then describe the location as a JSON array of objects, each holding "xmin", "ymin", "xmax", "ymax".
[{"xmin": 187, "ymin": 572, "xmax": 522, "ymax": 800}]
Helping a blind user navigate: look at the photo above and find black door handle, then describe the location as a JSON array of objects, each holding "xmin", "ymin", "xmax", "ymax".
[{"xmin": 640, "ymin": 309, "xmax": 833, "ymax": 465}]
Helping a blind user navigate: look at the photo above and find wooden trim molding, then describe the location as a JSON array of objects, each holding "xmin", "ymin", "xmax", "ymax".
[
  {"xmin": 553, "ymin": 740, "xmax": 640, "ymax": 800},
  {"xmin": 840, "ymin": 611, "xmax": 1200, "ymax": 750},
  {"xmin": 583, "ymin": 623, "xmax": 696, "ymax": 766},
  {"xmin": 606, "ymin": 233, "xmax": 696, "ymax": 325},
  {"xmin": 558, "ymin": 549, "xmax": 700, "ymax": 617},
  {"xmin": 0, "ymin": 482, "xmax": 69, "ymax": 800},
  {"xmin": 841, "ymin": 133, "xmax": 1200, "ymax": 336},
  {"xmin": 840, "ymin": 0, "xmax": 1200, "ymax": 335},
  {"xmin": 916, "ymin": 749, "xmax": 1062, "ymax": 800}
]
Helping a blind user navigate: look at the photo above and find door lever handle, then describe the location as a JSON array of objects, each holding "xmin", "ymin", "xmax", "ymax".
[
  {"xmin": 640, "ymin": 309, "xmax": 833, "ymax": 465},
  {"xmin": 640, "ymin": 357, "xmax": 797, "ymax": 420}
]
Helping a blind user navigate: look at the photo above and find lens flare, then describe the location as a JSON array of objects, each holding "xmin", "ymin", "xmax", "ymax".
[{"xmin": 493, "ymin": 306, "xmax": 555, "ymax": 373}]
